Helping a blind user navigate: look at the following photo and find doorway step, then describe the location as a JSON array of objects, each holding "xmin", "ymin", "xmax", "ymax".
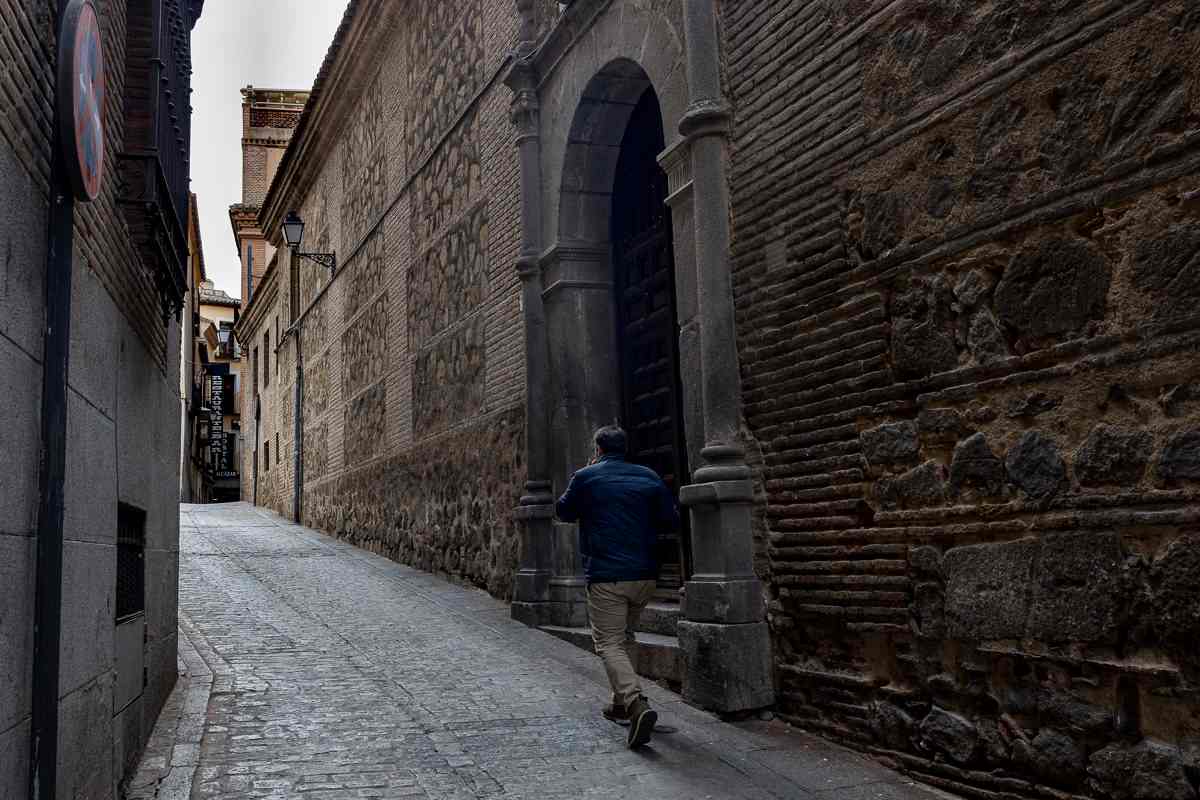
[{"xmin": 539, "ymin": 598, "xmax": 683, "ymax": 684}]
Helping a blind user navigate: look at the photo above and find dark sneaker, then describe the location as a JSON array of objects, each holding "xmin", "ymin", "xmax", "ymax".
[
  {"xmin": 626, "ymin": 696, "xmax": 657, "ymax": 748},
  {"xmin": 602, "ymin": 702, "xmax": 630, "ymax": 724}
]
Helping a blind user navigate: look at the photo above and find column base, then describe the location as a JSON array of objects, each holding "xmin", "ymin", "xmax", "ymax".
[
  {"xmin": 683, "ymin": 576, "xmax": 764, "ymax": 623},
  {"xmin": 678, "ymin": 620, "xmax": 775, "ymax": 713},
  {"xmin": 548, "ymin": 577, "xmax": 588, "ymax": 627},
  {"xmin": 512, "ymin": 501, "xmax": 554, "ymax": 627},
  {"xmin": 511, "ymin": 601, "xmax": 554, "ymax": 627}
]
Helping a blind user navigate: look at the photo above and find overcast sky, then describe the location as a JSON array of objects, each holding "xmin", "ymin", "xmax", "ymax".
[{"xmin": 191, "ymin": 1, "xmax": 347, "ymax": 299}]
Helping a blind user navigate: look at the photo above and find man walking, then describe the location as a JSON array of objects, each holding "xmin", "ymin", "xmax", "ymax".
[{"xmin": 556, "ymin": 425, "xmax": 681, "ymax": 748}]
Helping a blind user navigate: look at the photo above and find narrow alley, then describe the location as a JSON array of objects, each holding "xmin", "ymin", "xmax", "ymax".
[{"xmin": 124, "ymin": 504, "xmax": 946, "ymax": 800}]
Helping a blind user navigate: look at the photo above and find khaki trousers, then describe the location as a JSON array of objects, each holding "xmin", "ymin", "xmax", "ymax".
[{"xmin": 588, "ymin": 580, "xmax": 657, "ymax": 709}]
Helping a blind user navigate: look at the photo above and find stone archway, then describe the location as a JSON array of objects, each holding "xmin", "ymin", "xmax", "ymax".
[{"xmin": 539, "ymin": 59, "xmax": 689, "ymax": 619}]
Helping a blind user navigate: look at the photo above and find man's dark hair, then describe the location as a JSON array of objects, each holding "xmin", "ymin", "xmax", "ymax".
[{"xmin": 594, "ymin": 425, "xmax": 627, "ymax": 455}]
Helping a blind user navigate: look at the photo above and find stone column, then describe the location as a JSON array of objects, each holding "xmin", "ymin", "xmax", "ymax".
[
  {"xmin": 675, "ymin": 0, "xmax": 774, "ymax": 713},
  {"xmin": 506, "ymin": 57, "xmax": 555, "ymax": 627},
  {"xmin": 542, "ymin": 242, "xmax": 618, "ymax": 627}
]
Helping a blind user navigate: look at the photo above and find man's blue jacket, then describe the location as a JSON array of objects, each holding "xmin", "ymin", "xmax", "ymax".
[{"xmin": 555, "ymin": 455, "xmax": 681, "ymax": 584}]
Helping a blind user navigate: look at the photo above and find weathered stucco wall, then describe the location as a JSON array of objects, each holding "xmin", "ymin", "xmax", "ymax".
[
  {"xmin": 252, "ymin": 0, "xmax": 527, "ymax": 596},
  {"xmin": 725, "ymin": 1, "xmax": 1200, "ymax": 797}
]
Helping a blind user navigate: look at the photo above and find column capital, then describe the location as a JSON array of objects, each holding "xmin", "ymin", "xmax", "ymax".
[
  {"xmin": 657, "ymin": 138, "xmax": 694, "ymax": 208},
  {"xmin": 507, "ymin": 62, "xmax": 541, "ymax": 141},
  {"xmin": 679, "ymin": 100, "xmax": 732, "ymax": 139},
  {"xmin": 515, "ymin": 254, "xmax": 542, "ymax": 280}
]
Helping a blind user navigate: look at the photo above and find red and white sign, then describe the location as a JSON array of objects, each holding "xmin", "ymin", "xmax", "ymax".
[{"xmin": 58, "ymin": 0, "xmax": 106, "ymax": 202}]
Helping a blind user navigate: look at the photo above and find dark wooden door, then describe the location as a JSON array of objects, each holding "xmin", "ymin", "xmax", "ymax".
[{"xmin": 611, "ymin": 88, "xmax": 690, "ymax": 593}]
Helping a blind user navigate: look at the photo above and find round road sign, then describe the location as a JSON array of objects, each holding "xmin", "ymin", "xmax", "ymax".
[{"xmin": 58, "ymin": 0, "xmax": 106, "ymax": 202}]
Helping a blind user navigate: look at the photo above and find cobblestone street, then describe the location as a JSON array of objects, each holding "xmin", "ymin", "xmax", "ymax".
[{"xmin": 125, "ymin": 503, "xmax": 949, "ymax": 800}]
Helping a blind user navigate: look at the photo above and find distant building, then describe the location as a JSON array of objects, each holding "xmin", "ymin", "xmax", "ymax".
[
  {"xmin": 0, "ymin": 1, "xmax": 204, "ymax": 796},
  {"xmin": 193, "ymin": 281, "xmax": 243, "ymax": 502},
  {"xmin": 181, "ymin": 194, "xmax": 206, "ymax": 502},
  {"xmin": 229, "ymin": 87, "xmax": 306, "ymax": 511},
  {"xmin": 229, "ymin": 87, "xmax": 308, "ymax": 307}
]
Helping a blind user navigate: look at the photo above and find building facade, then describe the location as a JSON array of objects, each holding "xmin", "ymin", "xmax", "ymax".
[
  {"xmin": 181, "ymin": 195, "xmax": 207, "ymax": 502},
  {"xmin": 1, "ymin": 0, "xmax": 203, "ymax": 797},
  {"xmin": 238, "ymin": 2, "xmax": 1200, "ymax": 798},
  {"xmin": 195, "ymin": 282, "xmax": 243, "ymax": 502},
  {"xmin": 230, "ymin": 87, "xmax": 308, "ymax": 308}
]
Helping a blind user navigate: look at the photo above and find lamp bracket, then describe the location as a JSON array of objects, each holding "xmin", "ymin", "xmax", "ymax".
[{"xmin": 297, "ymin": 251, "xmax": 337, "ymax": 271}]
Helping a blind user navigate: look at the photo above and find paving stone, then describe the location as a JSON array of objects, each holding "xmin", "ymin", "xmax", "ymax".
[{"xmin": 127, "ymin": 503, "xmax": 947, "ymax": 800}]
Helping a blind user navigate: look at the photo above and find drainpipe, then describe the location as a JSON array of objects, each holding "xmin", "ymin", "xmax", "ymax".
[
  {"xmin": 292, "ymin": 322, "xmax": 303, "ymax": 524},
  {"xmin": 252, "ymin": 396, "xmax": 260, "ymax": 507},
  {"xmin": 30, "ymin": 1, "xmax": 74, "ymax": 794}
]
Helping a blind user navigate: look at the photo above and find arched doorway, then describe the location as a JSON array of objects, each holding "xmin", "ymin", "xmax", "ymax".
[{"xmin": 610, "ymin": 87, "xmax": 690, "ymax": 594}]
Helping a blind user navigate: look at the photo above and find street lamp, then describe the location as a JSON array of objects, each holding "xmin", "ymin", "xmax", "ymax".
[{"xmin": 281, "ymin": 211, "xmax": 337, "ymax": 271}]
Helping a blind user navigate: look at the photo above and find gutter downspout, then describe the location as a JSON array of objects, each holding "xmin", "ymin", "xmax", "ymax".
[
  {"xmin": 252, "ymin": 396, "xmax": 260, "ymax": 507},
  {"xmin": 30, "ymin": 1, "xmax": 74, "ymax": 795},
  {"xmin": 292, "ymin": 321, "xmax": 303, "ymax": 524}
]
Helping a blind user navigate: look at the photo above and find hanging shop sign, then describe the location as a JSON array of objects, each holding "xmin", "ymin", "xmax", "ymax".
[
  {"xmin": 209, "ymin": 373, "xmax": 226, "ymax": 471},
  {"xmin": 57, "ymin": 0, "xmax": 106, "ymax": 202}
]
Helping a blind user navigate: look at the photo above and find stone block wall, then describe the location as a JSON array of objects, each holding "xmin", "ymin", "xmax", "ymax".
[
  {"xmin": 262, "ymin": 0, "xmax": 527, "ymax": 597},
  {"xmin": 724, "ymin": 1, "xmax": 1200, "ymax": 798},
  {"xmin": 1, "ymin": 1, "xmax": 185, "ymax": 796}
]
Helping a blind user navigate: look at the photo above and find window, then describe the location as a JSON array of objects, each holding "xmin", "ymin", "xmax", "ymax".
[
  {"xmin": 252, "ymin": 347, "xmax": 259, "ymax": 397},
  {"xmin": 116, "ymin": 504, "xmax": 146, "ymax": 622},
  {"xmin": 274, "ymin": 317, "xmax": 280, "ymax": 377},
  {"xmin": 265, "ymin": 439, "xmax": 271, "ymax": 471},
  {"xmin": 275, "ymin": 433, "xmax": 280, "ymax": 470},
  {"xmin": 263, "ymin": 332, "xmax": 270, "ymax": 387}
]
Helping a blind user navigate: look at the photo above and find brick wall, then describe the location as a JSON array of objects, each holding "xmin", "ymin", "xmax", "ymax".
[
  {"xmin": 255, "ymin": 0, "xmax": 527, "ymax": 597},
  {"xmin": 724, "ymin": 2, "xmax": 1200, "ymax": 797}
]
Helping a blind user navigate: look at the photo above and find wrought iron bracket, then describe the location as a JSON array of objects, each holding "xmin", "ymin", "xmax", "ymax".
[{"xmin": 297, "ymin": 251, "xmax": 337, "ymax": 271}]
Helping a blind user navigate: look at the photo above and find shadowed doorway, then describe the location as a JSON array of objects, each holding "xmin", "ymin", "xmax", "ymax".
[{"xmin": 611, "ymin": 86, "xmax": 690, "ymax": 595}]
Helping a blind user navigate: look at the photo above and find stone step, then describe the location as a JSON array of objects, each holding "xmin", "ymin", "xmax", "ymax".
[
  {"xmin": 539, "ymin": 626, "xmax": 683, "ymax": 684},
  {"xmin": 636, "ymin": 600, "xmax": 681, "ymax": 636}
]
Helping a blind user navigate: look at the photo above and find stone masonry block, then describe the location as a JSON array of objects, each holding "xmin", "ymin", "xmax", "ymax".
[
  {"xmin": 0, "ymin": 535, "xmax": 34, "ymax": 732},
  {"xmin": 0, "ymin": 719, "xmax": 30, "ymax": 800},
  {"xmin": 57, "ymin": 677, "xmax": 114, "ymax": 800},
  {"xmin": 0, "ymin": 129, "xmax": 47, "ymax": 358},
  {"xmin": 59, "ymin": 540, "xmax": 116, "ymax": 697},
  {"xmin": 1075, "ymin": 425, "xmax": 1152, "ymax": 486},
  {"xmin": 0, "ymin": 336, "xmax": 41, "ymax": 536},
  {"xmin": 861, "ymin": 421, "xmax": 920, "ymax": 467},
  {"xmin": 1027, "ymin": 532, "xmax": 1122, "ymax": 644},
  {"xmin": 1158, "ymin": 430, "xmax": 1200, "ymax": 481},
  {"xmin": 1005, "ymin": 431, "xmax": 1066, "ymax": 499},
  {"xmin": 64, "ymin": 389, "xmax": 117, "ymax": 546},
  {"xmin": 678, "ymin": 620, "xmax": 774, "ymax": 713},
  {"xmin": 1088, "ymin": 740, "xmax": 1194, "ymax": 800},
  {"xmin": 944, "ymin": 538, "xmax": 1037, "ymax": 639},
  {"xmin": 69, "ymin": 264, "xmax": 120, "ymax": 420},
  {"xmin": 949, "ymin": 432, "xmax": 1006, "ymax": 496}
]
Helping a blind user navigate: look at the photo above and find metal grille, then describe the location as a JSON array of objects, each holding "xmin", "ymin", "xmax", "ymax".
[{"xmin": 116, "ymin": 504, "xmax": 146, "ymax": 622}]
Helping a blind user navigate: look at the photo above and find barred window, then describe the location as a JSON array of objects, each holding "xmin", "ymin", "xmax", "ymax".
[{"xmin": 116, "ymin": 504, "xmax": 146, "ymax": 622}]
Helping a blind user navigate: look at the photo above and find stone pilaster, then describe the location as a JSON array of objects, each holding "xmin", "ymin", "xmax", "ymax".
[
  {"xmin": 506, "ymin": 57, "xmax": 555, "ymax": 626},
  {"xmin": 675, "ymin": 0, "xmax": 774, "ymax": 713}
]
